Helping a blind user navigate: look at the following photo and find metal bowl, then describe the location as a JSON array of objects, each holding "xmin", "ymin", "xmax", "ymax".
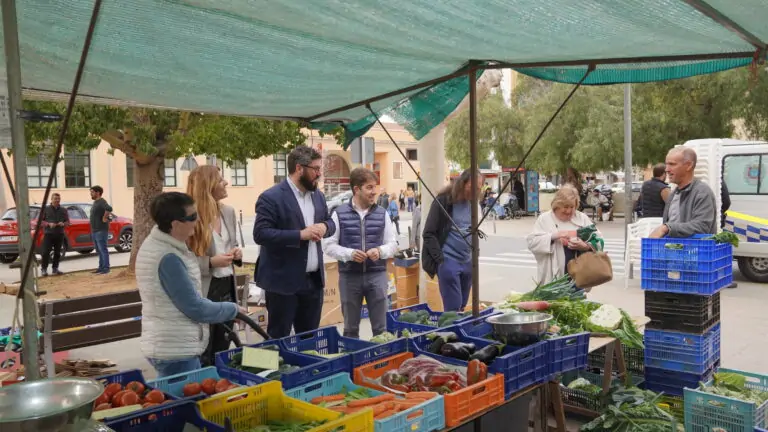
[
  {"xmin": 486, "ymin": 312, "xmax": 553, "ymax": 346},
  {"xmin": 0, "ymin": 377, "xmax": 104, "ymax": 432}
]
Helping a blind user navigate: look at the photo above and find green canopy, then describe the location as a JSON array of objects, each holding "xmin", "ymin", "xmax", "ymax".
[{"xmin": 3, "ymin": 0, "xmax": 765, "ymax": 144}]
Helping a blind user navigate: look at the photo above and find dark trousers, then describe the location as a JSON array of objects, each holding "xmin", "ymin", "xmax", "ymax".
[
  {"xmin": 201, "ymin": 275, "xmax": 235, "ymax": 367},
  {"xmin": 391, "ymin": 215, "xmax": 400, "ymax": 235},
  {"xmin": 265, "ymin": 272, "xmax": 324, "ymax": 339},
  {"xmin": 41, "ymin": 232, "xmax": 64, "ymax": 270},
  {"xmin": 437, "ymin": 256, "xmax": 473, "ymax": 312}
]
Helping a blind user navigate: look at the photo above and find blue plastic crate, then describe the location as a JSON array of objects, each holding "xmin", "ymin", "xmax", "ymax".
[
  {"xmin": 147, "ymin": 366, "xmax": 242, "ymax": 401},
  {"xmin": 105, "ymin": 400, "xmax": 217, "ymax": 432},
  {"xmin": 456, "ymin": 315, "xmax": 501, "ymax": 339},
  {"xmin": 644, "ymin": 361, "xmax": 718, "ymax": 397},
  {"xmin": 641, "ymin": 259, "xmax": 732, "ymax": 295},
  {"xmin": 214, "ymin": 339, "xmax": 346, "ymax": 390},
  {"xmin": 410, "ymin": 327, "xmax": 549, "ymax": 399},
  {"xmin": 94, "ymin": 369, "xmax": 180, "ymax": 423},
  {"xmin": 642, "ymin": 254, "xmax": 731, "ymax": 273},
  {"xmin": 287, "ymin": 372, "xmax": 445, "ymax": 432},
  {"xmin": 547, "ymin": 333, "xmax": 590, "ymax": 377},
  {"xmin": 279, "ymin": 326, "xmax": 407, "ymax": 371},
  {"xmin": 386, "ymin": 303, "xmax": 495, "ymax": 334},
  {"xmin": 644, "ymin": 323, "xmax": 720, "ymax": 374},
  {"xmin": 641, "ymin": 236, "xmax": 732, "ymax": 268},
  {"xmin": 685, "ymin": 368, "xmax": 768, "ymax": 432}
]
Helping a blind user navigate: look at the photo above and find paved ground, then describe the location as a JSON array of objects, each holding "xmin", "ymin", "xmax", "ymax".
[{"xmin": 1, "ymin": 213, "xmax": 766, "ymax": 382}]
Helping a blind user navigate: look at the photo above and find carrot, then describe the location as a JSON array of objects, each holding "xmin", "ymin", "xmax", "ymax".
[
  {"xmin": 311, "ymin": 394, "xmax": 346, "ymax": 404},
  {"xmin": 347, "ymin": 394, "xmax": 395, "ymax": 407},
  {"xmin": 395, "ymin": 400, "xmax": 424, "ymax": 411},
  {"xmin": 405, "ymin": 392, "xmax": 438, "ymax": 400},
  {"xmin": 371, "ymin": 402, "xmax": 394, "ymax": 416},
  {"xmin": 374, "ymin": 409, "xmax": 398, "ymax": 419}
]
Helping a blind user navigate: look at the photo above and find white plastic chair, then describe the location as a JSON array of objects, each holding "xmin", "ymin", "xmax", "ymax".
[{"xmin": 624, "ymin": 217, "xmax": 663, "ymax": 289}]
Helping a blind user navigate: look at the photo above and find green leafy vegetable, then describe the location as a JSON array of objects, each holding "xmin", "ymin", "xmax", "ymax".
[
  {"xmin": 580, "ymin": 388, "xmax": 677, "ymax": 432},
  {"xmin": 370, "ymin": 332, "xmax": 397, "ymax": 343},
  {"xmin": 705, "ymin": 231, "xmax": 739, "ymax": 247}
]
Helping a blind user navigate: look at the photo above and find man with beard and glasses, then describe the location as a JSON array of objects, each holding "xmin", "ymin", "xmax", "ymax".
[{"xmin": 253, "ymin": 146, "xmax": 336, "ymax": 338}]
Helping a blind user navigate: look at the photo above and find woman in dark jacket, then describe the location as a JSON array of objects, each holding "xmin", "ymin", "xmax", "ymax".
[{"xmin": 421, "ymin": 169, "xmax": 482, "ymax": 311}]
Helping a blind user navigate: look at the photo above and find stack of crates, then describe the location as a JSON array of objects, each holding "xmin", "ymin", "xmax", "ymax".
[{"xmin": 640, "ymin": 235, "xmax": 732, "ymax": 397}]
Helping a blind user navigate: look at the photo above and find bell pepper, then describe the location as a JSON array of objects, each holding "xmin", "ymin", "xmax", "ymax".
[{"xmin": 467, "ymin": 359, "xmax": 488, "ymax": 385}]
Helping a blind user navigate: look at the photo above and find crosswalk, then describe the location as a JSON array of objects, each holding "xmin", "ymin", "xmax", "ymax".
[{"xmin": 479, "ymin": 239, "xmax": 626, "ymax": 275}]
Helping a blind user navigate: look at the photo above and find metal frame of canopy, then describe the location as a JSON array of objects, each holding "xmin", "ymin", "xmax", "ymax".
[{"xmin": 2, "ymin": 0, "xmax": 766, "ymax": 381}]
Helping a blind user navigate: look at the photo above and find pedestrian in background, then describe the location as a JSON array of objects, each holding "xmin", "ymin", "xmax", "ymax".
[
  {"xmin": 388, "ymin": 196, "xmax": 401, "ymax": 236},
  {"xmin": 89, "ymin": 185, "xmax": 112, "ymax": 274},
  {"xmin": 323, "ymin": 168, "xmax": 398, "ymax": 338},
  {"xmin": 40, "ymin": 192, "xmax": 69, "ymax": 276},
  {"xmin": 639, "ymin": 163, "xmax": 670, "ymax": 218},
  {"xmin": 187, "ymin": 165, "xmax": 242, "ymax": 366},
  {"xmin": 377, "ymin": 188, "xmax": 389, "ymax": 208},
  {"xmin": 406, "ymin": 187, "xmax": 415, "ymax": 212},
  {"xmin": 399, "ymin": 189, "xmax": 405, "ymax": 210},
  {"xmin": 253, "ymin": 146, "xmax": 336, "ymax": 338}
]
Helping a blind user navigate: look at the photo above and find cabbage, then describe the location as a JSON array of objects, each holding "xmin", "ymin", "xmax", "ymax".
[
  {"xmin": 504, "ymin": 291, "xmax": 525, "ymax": 303},
  {"xmin": 588, "ymin": 305, "xmax": 623, "ymax": 330}
]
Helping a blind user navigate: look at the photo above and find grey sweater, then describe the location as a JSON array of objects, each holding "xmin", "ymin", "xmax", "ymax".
[{"xmin": 662, "ymin": 179, "xmax": 717, "ymax": 237}]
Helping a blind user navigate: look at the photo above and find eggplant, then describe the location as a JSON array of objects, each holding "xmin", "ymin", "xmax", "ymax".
[
  {"xmin": 469, "ymin": 344, "xmax": 505, "ymax": 365},
  {"xmin": 440, "ymin": 342, "xmax": 473, "ymax": 360},
  {"xmin": 427, "ymin": 331, "xmax": 458, "ymax": 354}
]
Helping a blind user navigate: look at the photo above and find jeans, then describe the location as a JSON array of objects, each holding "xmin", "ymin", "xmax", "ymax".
[
  {"xmin": 92, "ymin": 230, "xmax": 110, "ymax": 272},
  {"xmin": 407, "ymin": 197, "xmax": 414, "ymax": 212},
  {"xmin": 339, "ymin": 271, "xmax": 388, "ymax": 339},
  {"xmin": 437, "ymin": 256, "xmax": 473, "ymax": 312},
  {"xmin": 41, "ymin": 232, "xmax": 64, "ymax": 270},
  {"xmin": 147, "ymin": 357, "xmax": 201, "ymax": 378}
]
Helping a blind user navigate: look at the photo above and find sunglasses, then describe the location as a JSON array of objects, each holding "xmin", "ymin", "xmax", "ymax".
[{"xmin": 178, "ymin": 212, "xmax": 198, "ymax": 223}]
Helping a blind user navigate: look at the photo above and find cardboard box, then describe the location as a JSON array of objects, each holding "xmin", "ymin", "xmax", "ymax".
[
  {"xmin": 425, "ymin": 274, "xmax": 443, "ymax": 312},
  {"xmin": 396, "ymin": 296, "xmax": 420, "ymax": 308},
  {"xmin": 320, "ymin": 261, "xmax": 343, "ymax": 326}
]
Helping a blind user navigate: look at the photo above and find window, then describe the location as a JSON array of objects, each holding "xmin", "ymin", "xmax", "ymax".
[
  {"xmin": 64, "ymin": 151, "xmax": 90, "ymax": 188},
  {"xmin": 273, "ymin": 152, "xmax": 287, "ymax": 183},
  {"xmin": 231, "ymin": 161, "xmax": 247, "ymax": 186},
  {"xmin": 393, "ymin": 161, "xmax": 403, "ymax": 179},
  {"xmin": 406, "ymin": 149, "xmax": 418, "ymax": 161},
  {"xmin": 206, "ymin": 155, "xmax": 224, "ymax": 170},
  {"xmin": 27, "ymin": 154, "xmax": 57, "ymax": 188},
  {"xmin": 723, "ymin": 154, "xmax": 767, "ymax": 195},
  {"xmin": 66, "ymin": 206, "xmax": 85, "ymax": 220},
  {"xmin": 163, "ymin": 158, "xmax": 177, "ymax": 187}
]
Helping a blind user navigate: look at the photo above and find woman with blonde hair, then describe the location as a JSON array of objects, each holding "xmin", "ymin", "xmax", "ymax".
[
  {"xmin": 527, "ymin": 184, "xmax": 597, "ymax": 285},
  {"xmin": 187, "ymin": 165, "xmax": 243, "ymax": 366}
]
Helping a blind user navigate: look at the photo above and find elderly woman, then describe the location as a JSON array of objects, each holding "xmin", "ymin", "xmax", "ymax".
[{"xmin": 527, "ymin": 185, "xmax": 597, "ymax": 285}]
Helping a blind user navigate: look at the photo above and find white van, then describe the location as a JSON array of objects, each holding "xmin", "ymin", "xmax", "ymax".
[{"xmin": 682, "ymin": 139, "xmax": 768, "ymax": 283}]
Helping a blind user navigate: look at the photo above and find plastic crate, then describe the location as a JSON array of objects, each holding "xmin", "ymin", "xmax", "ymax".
[
  {"xmin": 587, "ymin": 345, "xmax": 644, "ymax": 376},
  {"xmin": 287, "ymin": 372, "xmax": 445, "ymax": 432},
  {"xmin": 644, "ymin": 323, "xmax": 720, "ymax": 374},
  {"xmin": 560, "ymin": 371, "xmax": 644, "ymax": 412},
  {"xmin": 641, "ymin": 265, "xmax": 732, "ymax": 295},
  {"xmin": 105, "ymin": 401, "xmax": 214, "ymax": 432},
  {"xmin": 386, "ymin": 303, "xmax": 495, "ymax": 334},
  {"xmin": 456, "ymin": 317, "xmax": 494, "ymax": 339},
  {"xmin": 641, "ymin": 236, "xmax": 732, "ymax": 269},
  {"xmin": 280, "ymin": 326, "xmax": 407, "ymax": 371},
  {"xmin": 548, "ymin": 333, "xmax": 590, "ymax": 377},
  {"xmin": 410, "ymin": 328, "xmax": 549, "ymax": 399},
  {"xmin": 214, "ymin": 340, "xmax": 346, "ymax": 390},
  {"xmin": 147, "ymin": 366, "xmax": 243, "ymax": 401},
  {"xmin": 94, "ymin": 369, "xmax": 179, "ymax": 422},
  {"xmin": 353, "ymin": 352, "xmax": 505, "ymax": 427},
  {"xmin": 643, "ymin": 254, "xmax": 731, "ymax": 273},
  {"xmin": 198, "ymin": 381, "xmax": 373, "ymax": 432},
  {"xmin": 644, "ymin": 360, "xmax": 719, "ymax": 397},
  {"xmin": 685, "ymin": 368, "xmax": 768, "ymax": 432},
  {"xmin": 645, "ymin": 291, "xmax": 720, "ymax": 334}
]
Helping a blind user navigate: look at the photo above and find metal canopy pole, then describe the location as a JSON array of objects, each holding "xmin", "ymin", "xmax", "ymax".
[
  {"xmin": 468, "ymin": 67, "xmax": 480, "ymax": 318},
  {"xmin": 2, "ymin": 0, "xmax": 39, "ymax": 379},
  {"xmin": 623, "ymin": 84, "xmax": 633, "ymax": 242}
]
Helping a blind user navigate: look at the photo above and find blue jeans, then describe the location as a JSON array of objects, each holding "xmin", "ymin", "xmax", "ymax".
[
  {"xmin": 407, "ymin": 197, "xmax": 414, "ymax": 212},
  {"xmin": 92, "ymin": 230, "xmax": 110, "ymax": 272},
  {"xmin": 147, "ymin": 357, "xmax": 201, "ymax": 378},
  {"xmin": 437, "ymin": 256, "xmax": 473, "ymax": 312}
]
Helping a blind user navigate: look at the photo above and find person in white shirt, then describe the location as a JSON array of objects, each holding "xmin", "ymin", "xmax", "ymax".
[{"xmin": 323, "ymin": 168, "xmax": 398, "ymax": 338}]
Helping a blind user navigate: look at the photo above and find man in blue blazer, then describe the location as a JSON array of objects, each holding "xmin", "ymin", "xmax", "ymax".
[{"xmin": 253, "ymin": 146, "xmax": 336, "ymax": 338}]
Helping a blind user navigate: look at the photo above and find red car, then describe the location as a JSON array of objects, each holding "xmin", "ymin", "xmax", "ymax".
[{"xmin": 0, "ymin": 203, "xmax": 133, "ymax": 264}]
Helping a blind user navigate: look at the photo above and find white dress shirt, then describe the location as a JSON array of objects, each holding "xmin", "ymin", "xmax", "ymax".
[
  {"xmin": 287, "ymin": 178, "xmax": 319, "ymax": 273},
  {"xmin": 323, "ymin": 200, "xmax": 398, "ymax": 262}
]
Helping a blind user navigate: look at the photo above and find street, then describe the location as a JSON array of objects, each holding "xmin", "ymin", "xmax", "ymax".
[{"xmin": 1, "ymin": 214, "xmax": 766, "ymax": 379}]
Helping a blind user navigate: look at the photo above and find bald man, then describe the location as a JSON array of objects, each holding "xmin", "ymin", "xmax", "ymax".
[{"xmin": 650, "ymin": 147, "xmax": 717, "ymax": 238}]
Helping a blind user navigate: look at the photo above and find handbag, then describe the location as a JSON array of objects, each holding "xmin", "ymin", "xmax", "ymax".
[{"xmin": 567, "ymin": 251, "xmax": 613, "ymax": 290}]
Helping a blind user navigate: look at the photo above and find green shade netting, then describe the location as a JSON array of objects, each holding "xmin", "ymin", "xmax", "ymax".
[{"xmin": 2, "ymin": 0, "xmax": 764, "ymax": 144}]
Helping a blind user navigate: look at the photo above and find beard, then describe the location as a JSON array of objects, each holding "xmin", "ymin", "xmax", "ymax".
[{"xmin": 299, "ymin": 171, "xmax": 318, "ymax": 191}]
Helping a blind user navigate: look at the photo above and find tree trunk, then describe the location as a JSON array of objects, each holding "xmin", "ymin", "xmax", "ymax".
[{"xmin": 127, "ymin": 156, "xmax": 164, "ymax": 273}]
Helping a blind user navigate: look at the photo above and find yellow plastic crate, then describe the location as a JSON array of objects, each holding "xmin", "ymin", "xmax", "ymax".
[{"xmin": 197, "ymin": 381, "xmax": 373, "ymax": 432}]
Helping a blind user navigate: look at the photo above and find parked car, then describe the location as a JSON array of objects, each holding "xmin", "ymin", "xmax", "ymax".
[
  {"xmin": 0, "ymin": 203, "xmax": 133, "ymax": 264},
  {"xmin": 326, "ymin": 190, "xmax": 352, "ymax": 215}
]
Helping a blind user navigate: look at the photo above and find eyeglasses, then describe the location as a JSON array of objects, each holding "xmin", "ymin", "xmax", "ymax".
[
  {"xmin": 178, "ymin": 212, "xmax": 198, "ymax": 222},
  {"xmin": 302, "ymin": 164, "xmax": 322, "ymax": 176}
]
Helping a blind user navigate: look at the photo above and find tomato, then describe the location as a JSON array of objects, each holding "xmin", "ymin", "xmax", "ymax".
[
  {"xmin": 94, "ymin": 392, "xmax": 110, "ymax": 407},
  {"xmin": 148, "ymin": 414, "xmax": 158, "ymax": 421},
  {"xmin": 104, "ymin": 383, "xmax": 123, "ymax": 398},
  {"xmin": 111, "ymin": 390, "xmax": 128, "ymax": 406},
  {"xmin": 182, "ymin": 382, "xmax": 202, "ymax": 397},
  {"xmin": 201, "ymin": 378, "xmax": 217, "ymax": 395},
  {"xmin": 94, "ymin": 403, "xmax": 112, "ymax": 411},
  {"xmin": 142, "ymin": 402, "xmax": 160, "ymax": 409},
  {"xmin": 120, "ymin": 391, "xmax": 141, "ymax": 407},
  {"xmin": 144, "ymin": 389, "xmax": 165, "ymax": 404},
  {"xmin": 214, "ymin": 379, "xmax": 232, "ymax": 394},
  {"xmin": 125, "ymin": 381, "xmax": 145, "ymax": 394}
]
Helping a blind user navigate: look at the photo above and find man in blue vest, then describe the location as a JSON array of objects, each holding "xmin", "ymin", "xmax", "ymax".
[{"xmin": 323, "ymin": 168, "xmax": 398, "ymax": 338}]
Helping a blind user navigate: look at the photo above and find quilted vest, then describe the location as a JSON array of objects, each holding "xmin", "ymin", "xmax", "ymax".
[
  {"xmin": 135, "ymin": 226, "xmax": 208, "ymax": 359},
  {"xmin": 641, "ymin": 178, "xmax": 668, "ymax": 218},
  {"xmin": 336, "ymin": 203, "xmax": 387, "ymax": 273}
]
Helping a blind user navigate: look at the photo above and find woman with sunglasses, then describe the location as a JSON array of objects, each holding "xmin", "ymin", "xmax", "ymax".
[
  {"xmin": 187, "ymin": 165, "xmax": 244, "ymax": 367},
  {"xmin": 136, "ymin": 192, "xmax": 247, "ymax": 378}
]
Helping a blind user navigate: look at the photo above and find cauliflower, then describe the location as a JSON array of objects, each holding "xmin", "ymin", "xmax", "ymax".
[{"xmin": 588, "ymin": 304, "xmax": 623, "ymax": 330}]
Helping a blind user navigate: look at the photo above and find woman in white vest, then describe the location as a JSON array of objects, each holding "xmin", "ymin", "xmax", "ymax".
[
  {"xmin": 136, "ymin": 192, "xmax": 244, "ymax": 378},
  {"xmin": 187, "ymin": 165, "xmax": 243, "ymax": 367}
]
